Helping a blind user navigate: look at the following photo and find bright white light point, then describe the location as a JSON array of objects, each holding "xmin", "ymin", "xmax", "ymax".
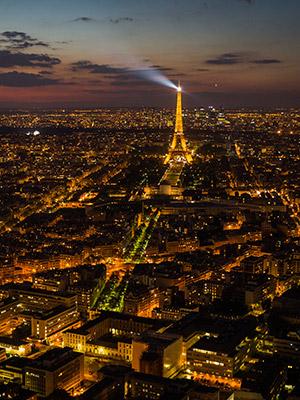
[
  {"xmin": 177, "ymin": 86, "xmax": 182, "ymax": 92},
  {"xmin": 214, "ymin": 84, "xmax": 218, "ymax": 87},
  {"xmin": 33, "ymin": 130, "xmax": 40, "ymax": 136}
]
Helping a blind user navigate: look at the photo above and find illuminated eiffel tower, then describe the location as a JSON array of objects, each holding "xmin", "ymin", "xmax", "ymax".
[{"xmin": 164, "ymin": 82, "xmax": 192, "ymax": 164}]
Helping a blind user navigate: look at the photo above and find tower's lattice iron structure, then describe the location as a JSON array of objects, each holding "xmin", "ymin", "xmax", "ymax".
[{"xmin": 164, "ymin": 82, "xmax": 192, "ymax": 164}]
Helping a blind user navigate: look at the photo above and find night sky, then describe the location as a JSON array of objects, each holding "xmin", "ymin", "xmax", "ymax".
[{"xmin": 0, "ymin": 0, "xmax": 299, "ymax": 108}]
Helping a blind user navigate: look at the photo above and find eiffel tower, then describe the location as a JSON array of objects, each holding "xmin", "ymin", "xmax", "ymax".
[{"xmin": 164, "ymin": 82, "xmax": 192, "ymax": 164}]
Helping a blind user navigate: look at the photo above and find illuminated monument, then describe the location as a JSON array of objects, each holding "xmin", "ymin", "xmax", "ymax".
[
  {"xmin": 164, "ymin": 82, "xmax": 192, "ymax": 164},
  {"xmin": 144, "ymin": 82, "xmax": 192, "ymax": 198}
]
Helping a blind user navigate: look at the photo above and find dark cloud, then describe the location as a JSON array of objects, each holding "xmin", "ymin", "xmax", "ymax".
[
  {"xmin": 0, "ymin": 71, "xmax": 61, "ymax": 87},
  {"xmin": 71, "ymin": 60, "xmax": 129, "ymax": 74},
  {"xmin": 39, "ymin": 70, "xmax": 53, "ymax": 75},
  {"xmin": 2, "ymin": 31, "xmax": 30, "ymax": 40},
  {"xmin": 109, "ymin": 17, "xmax": 133, "ymax": 24},
  {"xmin": 0, "ymin": 50, "xmax": 61, "ymax": 68},
  {"xmin": 252, "ymin": 59, "xmax": 281, "ymax": 64},
  {"xmin": 197, "ymin": 68, "xmax": 210, "ymax": 71},
  {"xmin": 72, "ymin": 16, "xmax": 133, "ymax": 24},
  {"xmin": 238, "ymin": 0, "xmax": 254, "ymax": 4},
  {"xmin": 72, "ymin": 60, "xmax": 174, "ymax": 75},
  {"xmin": 206, "ymin": 53, "xmax": 244, "ymax": 65},
  {"xmin": 72, "ymin": 17, "xmax": 95, "ymax": 22},
  {"xmin": 0, "ymin": 31, "xmax": 49, "ymax": 49},
  {"xmin": 206, "ymin": 53, "xmax": 280, "ymax": 66},
  {"xmin": 150, "ymin": 65, "xmax": 173, "ymax": 71}
]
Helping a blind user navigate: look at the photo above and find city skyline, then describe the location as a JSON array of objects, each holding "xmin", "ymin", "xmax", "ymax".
[
  {"xmin": 1, "ymin": 1, "xmax": 300, "ymax": 398},
  {"xmin": 0, "ymin": 0, "xmax": 300, "ymax": 108}
]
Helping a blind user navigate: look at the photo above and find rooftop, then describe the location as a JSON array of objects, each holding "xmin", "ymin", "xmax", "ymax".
[{"xmin": 26, "ymin": 347, "xmax": 82, "ymax": 372}]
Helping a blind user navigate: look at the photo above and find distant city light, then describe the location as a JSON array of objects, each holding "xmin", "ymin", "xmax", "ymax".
[{"xmin": 26, "ymin": 130, "xmax": 40, "ymax": 136}]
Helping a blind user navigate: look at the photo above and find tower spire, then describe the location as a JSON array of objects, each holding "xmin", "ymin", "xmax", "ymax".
[
  {"xmin": 175, "ymin": 81, "xmax": 183, "ymax": 133},
  {"xmin": 164, "ymin": 82, "xmax": 192, "ymax": 164}
]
